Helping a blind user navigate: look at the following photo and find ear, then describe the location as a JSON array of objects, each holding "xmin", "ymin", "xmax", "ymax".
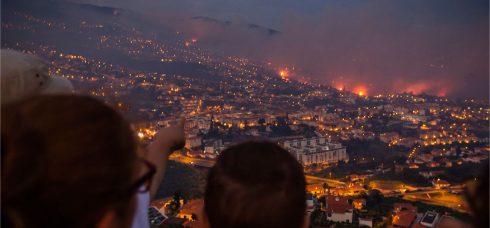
[
  {"xmin": 197, "ymin": 206, "xmax": 210, "ymax": 228},
  {"xmin": 97, "ymin": 210, "xmax": 118, "ymax": 228}
]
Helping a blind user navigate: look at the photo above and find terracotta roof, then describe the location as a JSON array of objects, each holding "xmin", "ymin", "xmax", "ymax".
[
  {"xmin": 437, "ymin": 215, "xmax": 470, "ymax": 228},
  {"xmin": 393, "ymin": 211, "xmax": 417, "ymax": 227},
  {"xmin": 151, "ymin": 198, "xmax": 172, "ymax": 210},
  {"xmin": 325, "ymin": 195, "xmax": 353, "ymax": 214},
  {"xmin": 180, "ymin": 199, "xmax": 204, "ymax": 215},
  {"xmin": 393, "ymin": 203, "xmax": 417, "ymax": 213}
]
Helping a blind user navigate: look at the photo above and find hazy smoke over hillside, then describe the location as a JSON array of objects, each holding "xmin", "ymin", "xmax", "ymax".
[{"xmin": 77, "ymin": 0, "xmax": 488, "ymax": 99}]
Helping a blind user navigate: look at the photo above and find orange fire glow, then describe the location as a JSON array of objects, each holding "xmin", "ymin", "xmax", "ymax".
[
  {"xmin": 354, "ymin": 86, "xmax": 367, "ymax": 96},
  {"xmin": 399, "ymin": 81, "xmax": 450, "ymax": 97},
  {"xmin": 335, "ymin": 84, "xmax": 344, "ymax": 91},
  {"xmin": 437, "ymin": 91, "xmax": 446, "ymax": 97},
  {"xmin": 402, "ymin": 82, "xmax": 429, "ymax": 95},
  {"xmin": 279, "ymin": 70, "xmax": 289, "ymax": 80}
]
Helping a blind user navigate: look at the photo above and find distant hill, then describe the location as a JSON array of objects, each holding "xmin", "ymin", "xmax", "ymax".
[
  {"xmin": 192, "ymin": 16, "xmax": 281, "ymax": 36},
  {"xmin": 1, "ymin": 0, "xmax": 176, "ymax": 39},
  {"xmin": 1, "ymin": 0, "xmax": 222, "ymax": 79}
]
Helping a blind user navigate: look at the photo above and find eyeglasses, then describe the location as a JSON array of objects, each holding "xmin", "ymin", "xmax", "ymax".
[{"xmin": 127, "ymin": 159, "xmax": 156, "ymax": 194}]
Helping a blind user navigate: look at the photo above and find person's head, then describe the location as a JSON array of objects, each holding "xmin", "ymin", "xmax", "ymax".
[
  {"xmin": 1, "ymin": 49, "xmax": 74, "ymax": 105},
  {"xmin": 2, "ymin": 95, "xmax": 151, "ymax": 228},
  {"xmin": 465, "ymin": 163, "xmax": 489, "ymax": 228},
  {"xmin": 203, "ymin": 141, "xmax": 307, "ymax": 228}
]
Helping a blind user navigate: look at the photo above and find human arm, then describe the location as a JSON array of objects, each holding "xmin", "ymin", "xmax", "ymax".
[{"xmin": 146, "ymin": 117, "xmax": 185, "ymax": 199}]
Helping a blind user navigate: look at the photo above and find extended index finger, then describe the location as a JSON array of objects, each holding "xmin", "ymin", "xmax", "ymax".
[{"xmin": 177, "ymin": 116, "xmax": 185, "ymax": 127}]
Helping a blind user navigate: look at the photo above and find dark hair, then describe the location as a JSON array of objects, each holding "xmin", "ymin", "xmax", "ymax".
[
  {"xmin": 204, "ymin": 141, "xmax": 306, "ymax": 228},
  {"xmin": 466, "ymin": 163, "xmax": 489, "ymax": 228},
  {"xmin": 1, "ymin": 95, "xmax": 137, "ymax": 227}
]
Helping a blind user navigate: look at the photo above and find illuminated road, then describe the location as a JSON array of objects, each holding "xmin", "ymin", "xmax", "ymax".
[
  {"xmin": 170, "ymin": 154, "xmax": 215, "ymax": 167},
  {"xmin": 170, "ymin": 155, "xmax": 468, "ymax": 212},
  {"xmin": 369, "ymin": 180, "xmax": 468, "ymax": 212},
  {"xmin": 403, "ymin": 191, "xmax": 468, "ymax": 212},
  {"xmin": 170, "ymin": 155, "xmax": 345, "ymax": 187},
  {"xmin": 304, "ymin": 175, "xmax": 345, "ymax": 187}
]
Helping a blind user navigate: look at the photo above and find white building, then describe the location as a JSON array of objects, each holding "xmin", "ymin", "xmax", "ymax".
[
  {"xmin": 196, "ymin": 116, "xmax": 211, "ymax": 132},
  {"xmin": 420, "ymin": 211, "xmax": 439, "ymax": 227},
  {"xmin": 359, "ymin": 217, "xmax": 373, "ymax": 227},
  {"xmin": 282, "ymin": 137, "xmax": 348, "ymax": 166},
  {"xmin": 325, "ymin": 195, "xmax": 353, "ymax": 223},
  {"xmin": 203, "ymin": 140, "xmax": 226, "ymax": 159},
  {"xmin": 185, "ymin": 135, "xmax": 202, "ymax": 149},
  {"xmin": 185, "ymin": 116, "xmax": 211, "ymax": 133},
  {"xmin": 180, "ymin": 99, "xmax": 202, "ymax": 115}
]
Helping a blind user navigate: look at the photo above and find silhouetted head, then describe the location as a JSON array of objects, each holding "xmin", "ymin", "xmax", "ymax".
[
  {"xmin": 203, "ymin": 141, "xmax": 307, "ymax": 228},
  {"xmin": 465, "ymin": 163, "xmax": 489, "ymax": 228},
  {"xmin": 1, "ymin": 95, "xmax": 141, "ymax": 228}
]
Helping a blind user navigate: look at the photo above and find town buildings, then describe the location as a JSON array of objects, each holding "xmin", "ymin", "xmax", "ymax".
[
  {"xmin": 282, "ymin": 137, "xmax": 348, "ymax": 166},
  {"xmin": 324, "ymin": 195, "xmax": 353, "ymax": 223}
]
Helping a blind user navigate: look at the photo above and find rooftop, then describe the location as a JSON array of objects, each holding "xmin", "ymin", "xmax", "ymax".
[
  {"xmin": 325, "ymin": 195, "xmax": 353, "ymax": 214},
  {"xmin": 393, "ymin": 210, "xmax": 417, "ymax": 228},
  {"xmin": 421, "ymin": 211, "xmax": 439, "ymax": 226},
  {"xmin": 437, "ymin": 215, "xmax": 470, "ymax": 228},
  {"xmin": 393, "ymin": 203, "xmax": 417, "ymax": 213},
  {"xmin": 180, "ymin": 199, "xmax": 204, "ymax": 216}
]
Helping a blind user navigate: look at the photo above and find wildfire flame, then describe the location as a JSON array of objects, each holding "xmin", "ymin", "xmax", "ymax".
[
  {"xmin": 279, "ymin": 69, "xmax": 289, "ymax": 80},
  {"xmin": 403, "ymin": 82, "xmax": 429, "ymax": 95},
  {"xmin": 354, "ymin": 86, "xmax": 367, "ymax": 96},
  {"xmin": 399, "ymin": 81, "xmax": 449, "ymax": 97},
  {"xmin": 335, "ymin": 84, "xmax": 344, "ymax": 91}
]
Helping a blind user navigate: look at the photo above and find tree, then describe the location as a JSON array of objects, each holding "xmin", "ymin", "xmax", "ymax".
[
  {"xmin": 322, "ymin": 182, "xmax": 330, "ymax": 194},
  {"xmin": 258, "ymin": 118, "xmax": 265, "ymax": 126},
  {"xmin": 366, "ymin": 189, "xmax": 384, "ymax": 209},
  {"xmin": 359, "ymin": 191, "xmax": 368, "ymax": 199},
  {"xmin": 456, "ymin": 146, "xmax": 462, "ymax": 156},
  {"xmin": 173, "ymin": 191, "xmax": 182, "ymax": 209},
  {"xmin": 191, "ymin": 213, "xmax": 198, "ymax": 221},
  {"xmin": 337, "ymin": 160, "xmax": 347, "ymax": 168},
  {"xmin": 243, "ymin": 120, "xmax": 249, "ymax": 129},
  {"xmin": 276, "ymin": 116, "xmax": 288, "ymax": 126},
  {"xmin": 310, "ymin": 209, "xmax": 327, "ymax": 226}
]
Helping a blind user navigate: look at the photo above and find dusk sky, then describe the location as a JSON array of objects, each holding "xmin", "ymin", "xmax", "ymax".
[{"xmin": 75, "ymin": 0, "xmax": 489, "ymax": 99}]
